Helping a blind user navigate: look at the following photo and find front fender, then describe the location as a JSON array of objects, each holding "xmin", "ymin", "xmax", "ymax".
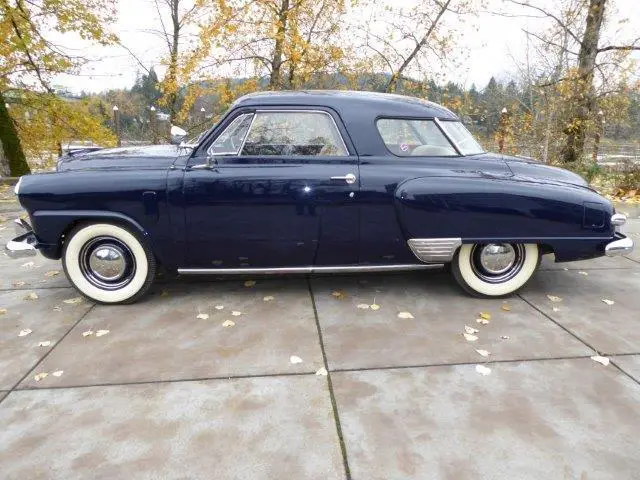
[
  {"xmin": 30, "ymin": 210, "xmax": 149, "ymax": 259},
  {"xmin": 395, "ymin": 176, "xmax": 615, "ymax": 261}
]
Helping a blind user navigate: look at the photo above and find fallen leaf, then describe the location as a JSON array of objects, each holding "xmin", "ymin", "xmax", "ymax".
[
  {"xmin": 315, "ymin": 367, "xmax": 328, "ymax": 376},
  {"xmin": 96, "ymin": 329, "xmax": 110, "ymax": 337},
  {"xmin": 290, "ymin": 355, "xmax": 303, "ymax": 364},
  {"xmin": 21, "ymin": 261, "xmax": 34, "ymax": 268},
  {"xmin": 222, "ymin": 320, "xmax": 235, "ymax": 327},
  {"xmin": 24, "ymin": 292, "xmax": 38, "ymax": 301},
  {"xmin": 44, "ymin": 270, "xmax": 60, "ymax": 277},
  {"xmin": 52, "ymin": 370, "xmax": 64, "ymax": 377},
  {"xmin": 244, "ymin": 280, "xmax": 256, "ymax": 287},
  {"xmin": 160, "ymin": 290, "xmax": 169, "ymax": 297},
  {"xmin": 370, "ymin": 304, "xmax": 380, "ymax": 311},
  {"xmin": 231, "ymin": 311, "xmax": 242, "ymax": 316},
  {"xmin": 397, "ymin": 311, "xmax": 414, "ymax": 319},
  {"xmin": 82, "ymin": 330, "xmax": 94, "ymax": 337},
  {"xmin": 552, "ymin": 307, "xmax": 560, "ymax": 312},
  {"xmin": 263, "ymin": 296, "xmax": 274, "ymax": 302},
  {"xmin": 475, "ymin": 364, "xmax": 492, "ymax": 376},
  {"xmin": 602, "ymin": 299, "xmax": 615, "ymax": 305},
  {"xmin": 475, "ymin": 349, "xmax": 491, "ymax": 357},
  {"xmin": 53, "ymin": 306, "xmax": 62, "ymax": 312},
  {"xmin": 37, "ymin": 341, "xmax": 52, "ymax": 347},
  {"xmin": 578, "ymin": 271, "xmax": 588, "ymax": 276},
  {"xmin": 0, "ymin": 308, "xmax": 7, "ymax": 316},
  {"xmin": 463, "ymin": 333, "xmax": 478, "ymax": 342},
  {"xmin": 18, "ymin": 328, "xmax": 32, "ymax": 337},
  {"xmin": 13, "ymin": 281, "xmax": 26, "ymax": 287},
  {"xmin": 214, "ymin": 305, "xmax": 224, "ymax": 310},
  {"xmin": 196, "ymin": 313, "xmax": 209, "ymax": 320},
  {"xmin": 476, "ymin": 318, "xmax": 490, "ymax": 325},
  {"xmin": 546, "ymin": 295, "xmax": 563, "ymax": 302},
  {"xmin": 478, "ymin": 312, "xmax": 491, "ymax": 320},
  {"xmin": 464, "ymin": 325, "xmax": 479, "ymax": 335},
  {"xmin": 331, "ymin": 291, "xmax": 345, "ymax": 299},
  {"xmin": 356, "ymin": 303, "xmax": 370, "ymax": 309},
  {"xmin": 501, "ymin": 304, "xmax": 511, "ymax": 312},
  {"xmin": 501, "ymin": 335, "xmax": 510, "ymax": 340},
  {"xmin": 63, "ymin": 297, "xmax": 82, "ymax": 305},
  {"xmin": 34, "ymin": 372, "xmax": 48, "ymax": 382},
  {"xmin": 562, "ymin": 267, "xmax": 569, "ymax": 271},
  {"xmin": 591, "ymin": 355, "xmax": 610, "ymax": 366}
]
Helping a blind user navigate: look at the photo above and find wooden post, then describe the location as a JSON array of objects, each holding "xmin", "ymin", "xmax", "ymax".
[
  {"xmin": 497, "ymin": 107, "xmax": 508, "ymax": 153},
  {"xmin": 112, "ymin": 105, "xmax": 121, "ymax": 147},
  {"xmin": 592, "ymin": 110, "xmax": 604, "ymax": 164},
  {"xmin": 149, "ymin": 106, "xmax": 157, "ymax": 145}
]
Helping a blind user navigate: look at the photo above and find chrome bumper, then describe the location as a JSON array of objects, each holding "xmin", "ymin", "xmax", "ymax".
[
  {"xmin": 605, "ymin": 233, "xmax": 634, "ymax": 257},
  {"xmin": 5, "ymin": 218, "xmax": 38, "ymax": 258}
]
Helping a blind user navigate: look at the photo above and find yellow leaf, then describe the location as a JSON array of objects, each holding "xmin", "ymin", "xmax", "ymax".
[
  {"xmin": 479, "ymin": 312, "xmax": 491, "ymax": 320},
  {"xmin": 44, "ymin": 270, "xmax": 60, "ymax": 277},
  {"xmin": 501, "ymin": 304, "xmax": 511, "ymax": 311},
  {"xmin": 331, "ymin": 291, "xmax": 345, "ymax": 299},
  {"xmin": 196, "ymin": 313, "xmax": 209, "ymax": 320},
  {"xmin": 397, "ymin": 311, "xmax": 414, "ymax": 319},
  {"xmin": 63, "ymin": 297, "xmax": 83, "ymax": 304},
  {"xmin": 222, "ymin": 320, "xmax": 235, "ymax": 327},
  {"xmin": 370, "ymin": 304, "xmax": 380, "ymax": 311},
  {"xmin": 356, "ymin": 303, "xmax": 370, "ymax": 309},
  {"xmin": 263, "ymin": 296, "xmax": 274, "ymax": 302},
  {"xmin": 546, "ymin": 295, "xmax": 563, "ymax": 302}
]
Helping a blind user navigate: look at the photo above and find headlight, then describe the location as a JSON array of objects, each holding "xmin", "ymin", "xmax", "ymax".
[{"xmin": 14, "ymin": 177, "xmax": 22, "ymax": 195}]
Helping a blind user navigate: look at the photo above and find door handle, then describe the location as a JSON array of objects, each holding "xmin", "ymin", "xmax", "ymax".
[{"xmin": 330, "ymin": 173, "xmax": 357, "ymax": 184}]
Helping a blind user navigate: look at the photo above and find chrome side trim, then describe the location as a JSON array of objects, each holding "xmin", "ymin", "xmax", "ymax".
[
  {"xmin": 177, "ymin": 264, "xmax": 443, "ymax": 275},
  {"xmin": 6, "ymin": 231, "xmax": 38, "ymax": 258},
  {"xmin": 407, "ymin": 238, "xmax": 462, "ymax": 263},
  {"xmin": 605, "ymin": 235, "xmax": 633, "ymax": 257}
]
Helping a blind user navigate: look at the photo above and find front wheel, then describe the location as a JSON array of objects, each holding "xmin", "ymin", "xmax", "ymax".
[
  {"xmin": 451, "ymin": 243, "xmax": 539, "ymax": 298},
  {"xmin": 62, "ymin": 223, "xmax": 156, "ymax": 304}
]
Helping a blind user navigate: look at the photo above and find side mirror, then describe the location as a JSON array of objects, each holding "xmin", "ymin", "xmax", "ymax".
[{"xmin": 170, "ymin": 125, "xmax": 188, "ymax": 145}]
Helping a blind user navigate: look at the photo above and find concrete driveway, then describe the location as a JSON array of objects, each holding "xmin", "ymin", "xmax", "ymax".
[{"xmin": 1, "ymin": 188, "xmax": 639, "ymax": 479}]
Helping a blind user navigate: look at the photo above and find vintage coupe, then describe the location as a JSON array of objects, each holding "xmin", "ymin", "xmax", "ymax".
[{"xmin": 7, "ymin": 90, "xmax": 633, "ymax": 304}]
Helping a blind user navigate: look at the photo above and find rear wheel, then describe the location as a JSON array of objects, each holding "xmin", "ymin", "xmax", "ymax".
[
  {"xmin": 452, "ymin": 243, "xmax": 539, "ymax": 297},
  {"xmin": 62, "ymin": 223, "xmax": 155, "ymax": 304}
]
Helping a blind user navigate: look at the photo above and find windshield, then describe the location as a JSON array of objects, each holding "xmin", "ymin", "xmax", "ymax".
[{"xmin": 439, "ymin": 121, "xmax": 485, "ymax": 155}]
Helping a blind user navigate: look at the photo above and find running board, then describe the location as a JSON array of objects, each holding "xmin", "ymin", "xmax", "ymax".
[{"xmin": 177, "ymin": 264, "xmax": 444, "ymax": 275}]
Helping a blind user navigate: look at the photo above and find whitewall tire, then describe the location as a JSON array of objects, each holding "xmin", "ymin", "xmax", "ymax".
[
  {"xmin": 452, "ymin": 243, "xmax": 539, "ymax": 297},
  {"xmin": 62, "ymin": 223, "xmax": 156, "ymax": 304}
]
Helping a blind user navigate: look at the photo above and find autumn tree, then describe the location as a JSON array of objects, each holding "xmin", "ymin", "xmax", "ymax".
[
  {"xmin": 354, "ymin": 0, "xmax": 479, "ymax": 94},
  {"xmin": 0, "ymin": 0, "xmax": 118, "ymax": 176},
  {"xmin": 506, "ymin": 0, "xmax": 640, "ymax": 163}
]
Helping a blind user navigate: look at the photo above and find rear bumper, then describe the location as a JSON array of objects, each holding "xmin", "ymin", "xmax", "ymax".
[
  {"xmin": 605, "ymin": 233, "xmax": 634, "ymax": 257},
  {"xmin": 5, "ymin": 218, "xmax": 38, "ymax": 258}
]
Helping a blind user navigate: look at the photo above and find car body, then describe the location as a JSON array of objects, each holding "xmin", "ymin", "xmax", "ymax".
[{"xmin": 7, "ymin": 90, "xmax": 634, "ymax": 303}]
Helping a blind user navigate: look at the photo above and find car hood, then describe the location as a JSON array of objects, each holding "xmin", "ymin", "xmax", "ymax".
[
  {"xmin": 57, "ymin": 144, "xmax": 181, "ymax": 171},
  {"xmin": 475, "ymin": 152, "xmax": 589, "ymax": 188}
]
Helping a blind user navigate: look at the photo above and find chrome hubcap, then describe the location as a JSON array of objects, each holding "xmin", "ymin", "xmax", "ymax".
[
  {"xmin": 79, "ymin": 236, "xmax": 136, "ymax": 290},
  {"xmin": 88, "ymin": 245, "xmax": 127, "ymax": 281},
  {"xmin": 479, "ymin": 244, "xmax": 516, "ymax": 274},
  {"xmin": 470, "ymin": 243, "xmax": 525, "ymax": 284}
]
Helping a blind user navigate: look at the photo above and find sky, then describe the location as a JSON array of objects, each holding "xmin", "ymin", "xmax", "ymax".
[{"xmin": 51, "ymin": 0, "xmax": 640, "ymax": 94}]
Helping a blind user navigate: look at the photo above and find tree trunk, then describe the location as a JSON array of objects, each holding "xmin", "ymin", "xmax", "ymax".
[
  {"xmin": 562, "ymin": 0, "xmax": 606, "ymax": 163},
  {"xmin": 269, "ymin": 0, "xmax": 289, "ymax": 90},
  {"xmin": 0, "ymin": 91, "xmax": 31, "ymax": 176},
  {"xmin": 166, "ymin": 0, "xmax": 181, "ymax": 130}
]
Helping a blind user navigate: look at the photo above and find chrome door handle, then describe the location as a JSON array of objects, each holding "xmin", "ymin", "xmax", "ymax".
[{"xmin": 330, "ymin": 173, "xmax": 357, "ymax": 184}]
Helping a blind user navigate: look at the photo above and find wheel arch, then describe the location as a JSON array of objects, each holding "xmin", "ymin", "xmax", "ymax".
[{"xmin": 31, "ymin": 210, "xmax": 150, "ymax": 260}]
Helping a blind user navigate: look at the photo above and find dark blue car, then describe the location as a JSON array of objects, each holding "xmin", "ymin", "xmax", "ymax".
[{"xmin": 7, "ymin": 90, "xmax": 633, "ymax": 304}]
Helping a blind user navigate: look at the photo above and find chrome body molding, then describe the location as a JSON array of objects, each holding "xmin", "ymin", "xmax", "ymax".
[
  {"xmin": 407, "ymin": 238, "xmax": 462, "ymax": 263},
  {"xmin": 605, "ymin": 234, "xmax": 634, "ymax": 257},
  {"xmin": 177, "ymin": 264, "xmax": 443, "ymax": 275}
]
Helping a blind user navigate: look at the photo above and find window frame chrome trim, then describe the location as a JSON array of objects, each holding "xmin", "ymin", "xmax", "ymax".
[
  {"xmin": 433, "ymin": 117, "xmax": 463, "ymax": 156},
  {"xmin": 206, "ymin": 112, "xmax": 255, "ymax": 157}
]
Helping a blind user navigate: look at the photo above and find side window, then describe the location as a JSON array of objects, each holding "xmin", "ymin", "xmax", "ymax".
[
  {"xmin": 376, "ymin": 118, "xmax": 457, "ymax": 157},
  {"xmin": 241, "ymin": 111, "xmax": 348, "ymax": 156},
  {"xmin": 208, "ymin": 113, "xmax": 254, "ymax": 155}
]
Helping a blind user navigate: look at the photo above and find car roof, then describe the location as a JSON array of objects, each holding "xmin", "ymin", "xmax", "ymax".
[{"xmin": 232, "ymin": 90, "xmax": 459, "ymax": 120}]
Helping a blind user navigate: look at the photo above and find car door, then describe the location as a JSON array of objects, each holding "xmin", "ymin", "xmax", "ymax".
[{"xmin": 182, "ymin": 107, "xmax": 359, "ymax": 269}]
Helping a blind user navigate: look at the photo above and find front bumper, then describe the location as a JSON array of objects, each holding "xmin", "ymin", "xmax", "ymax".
[
  {"xmin": 5, "ymin": 218, "xmax": 38, "ymax": 258},
  {"xmin": 605, "ymin": 233, "xmax": 634, "ymax": 257}
]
